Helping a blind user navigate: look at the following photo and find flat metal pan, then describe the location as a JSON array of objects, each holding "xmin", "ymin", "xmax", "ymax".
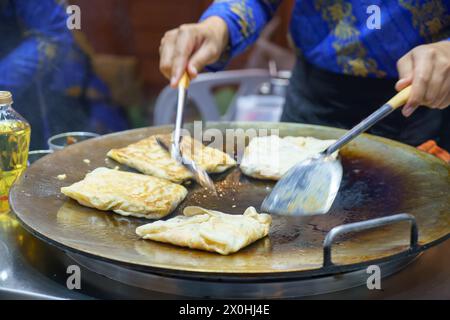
[{"xmin": 10, "ymin": 122, "xmax": 450, "ymax": 279}]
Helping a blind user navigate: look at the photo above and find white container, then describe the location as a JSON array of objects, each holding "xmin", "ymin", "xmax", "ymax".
[{"xmin": 235, "ymin": 95, "xmax": 284, "ymax": 122}]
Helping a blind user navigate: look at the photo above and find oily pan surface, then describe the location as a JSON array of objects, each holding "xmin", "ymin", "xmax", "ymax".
[{"xmin": 10, "ymin": 122, "xmax": 450, "ymax": 275}]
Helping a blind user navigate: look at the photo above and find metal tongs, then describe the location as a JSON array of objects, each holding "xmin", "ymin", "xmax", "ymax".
[
  {"xmin": 262, "ymin": 85, "xmax": 412, "ymax": 216},
  {"xmin": 156, "ymin": 72, "xmax": 216, "ymax": 192}
]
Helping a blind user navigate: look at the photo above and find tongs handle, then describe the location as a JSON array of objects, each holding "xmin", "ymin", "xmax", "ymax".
[
  {"xmin": 173, "ymin": 72, "xmax": 190, "ymax": 158},
  {"xmin": 325, "ymin": 85, "xmax": 411, "ymax": 155},
  {"xmin": 179, "ymin": 72, "xmax": 190, "ymax": 90}
]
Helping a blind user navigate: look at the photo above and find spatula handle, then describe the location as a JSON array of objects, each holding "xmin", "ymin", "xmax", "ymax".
[
  {"xmin": 326, "ymin": 85, "xmax": 411, "ymax": 155},
  {"xmin": 386, "ymin": 85, "xmax": 411, "ymax": 109}
]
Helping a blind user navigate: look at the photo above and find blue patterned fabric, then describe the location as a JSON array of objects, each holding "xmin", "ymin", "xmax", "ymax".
[
  {"xmin": 0, "ymin": 0, "xmax": 73, "ymax": 93},
  {"xmin": 201, "ymin": 0, "xmax": 450, "ymax": 78},
  {"xmin": 0, "ymin": 0, "xmax": 128, "ymax": 148}
]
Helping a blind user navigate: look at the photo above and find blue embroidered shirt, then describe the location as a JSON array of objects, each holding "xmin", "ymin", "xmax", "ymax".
[{"xmin": 200, "ymin": 0, "xmax": 450, "ymax": 78}]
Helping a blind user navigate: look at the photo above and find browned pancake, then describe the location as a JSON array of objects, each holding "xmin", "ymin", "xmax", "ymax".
[
  {"xmin": 61, "ymin": 167, "xmax": 188, "ymax": 219},
  {"xmin": 107, "ymin": 134, "xmax": 236, "ymax": 183}
]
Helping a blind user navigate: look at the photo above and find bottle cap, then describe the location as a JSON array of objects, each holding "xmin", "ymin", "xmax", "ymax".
[{"xmin": 0, "ymin": 91, "xmax": 13, "ymax": 105}]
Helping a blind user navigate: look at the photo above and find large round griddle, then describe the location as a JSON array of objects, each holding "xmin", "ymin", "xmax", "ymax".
[{"xmin": 9, "ymin": 122, "xmax": 450, "ymax": 279}]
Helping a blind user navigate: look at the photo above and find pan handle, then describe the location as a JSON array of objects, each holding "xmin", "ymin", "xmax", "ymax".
[{"xmin": 323, "ymin": 213, "xmax": 419, "ymax": 268}]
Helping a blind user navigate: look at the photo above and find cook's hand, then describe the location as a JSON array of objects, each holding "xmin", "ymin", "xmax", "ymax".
[
  {"xmin": 396, "ymin": 41, "xmax": 450, "ymax": 117},
  {"xmin": 159, "ymin": 17, "xmax": 229, "ymax": 88}
]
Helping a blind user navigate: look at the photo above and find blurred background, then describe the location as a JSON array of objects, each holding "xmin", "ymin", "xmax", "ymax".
[
  {"xmin": 0, "ymin": 0, "xmax": 298, "ymax": 150},
  {"xmin": 0, "ymin": 0, "xmax": 297, "ymax": 203},
  {"xmin": 70, "ymin": 0, "xmax": 295, "ymax": 128},
  {"xmin": 2, "ymin": 1, "xmax": 449, "ymax": 152}
]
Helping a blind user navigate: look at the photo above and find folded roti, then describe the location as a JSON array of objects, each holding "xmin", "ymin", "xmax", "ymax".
[
  {"xmin": 136, "ymin": 206, "xmax": 272, "ymax": 255},
  {"xmin": 61, "ymin": 167, "xmax": 187, "ymax": 219},
  {"xmin": 240, "ymin": 135, "xmax": 338, "ymax": 180},
  {"xmin": 107, "ymin": 134, "xmax": 236, "ymax": 183}
]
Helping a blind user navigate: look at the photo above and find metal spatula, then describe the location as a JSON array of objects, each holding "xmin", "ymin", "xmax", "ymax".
[
  {"xmin": 167, "ymin": 72, "xmax": 216, "ymax": 193},
  {"xmin": 261, "ymin": 86, "xmax": 411, "ymax": 216}
]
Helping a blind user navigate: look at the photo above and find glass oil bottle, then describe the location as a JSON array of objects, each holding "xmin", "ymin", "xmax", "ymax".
[{"xmin": 0, "ymin": 91, "xmax": 31, "ymax": 213}]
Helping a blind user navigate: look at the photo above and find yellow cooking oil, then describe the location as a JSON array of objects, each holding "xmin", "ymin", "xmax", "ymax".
[{"xmin": 0, "ymin": 91, "xmax": 31, "ymax": 213}]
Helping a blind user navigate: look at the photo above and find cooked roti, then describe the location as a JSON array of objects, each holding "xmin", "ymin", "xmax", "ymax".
[
  {"xmin": 61, "ymin": 167, "xmax": 188, "ymax": 219},
  {"xmin": 136, "ymin": 206, "xmax": 272, "ymax": 255},
  {"xmin": 240, "ymin": 135, "xmax": 337, "ymax": 180},
  {"xmin": 107, "ymin": 134, "xmax": 236, "ymax": 183}
]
